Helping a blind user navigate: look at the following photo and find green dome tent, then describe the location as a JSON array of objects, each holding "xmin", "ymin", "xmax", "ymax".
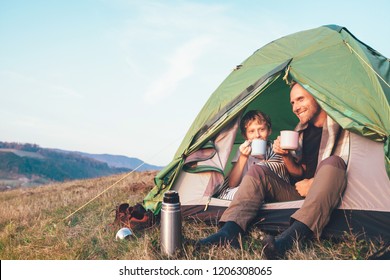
[{"xmin": 143, "ymin": 25, "xmax": 390, "ymax": 240}]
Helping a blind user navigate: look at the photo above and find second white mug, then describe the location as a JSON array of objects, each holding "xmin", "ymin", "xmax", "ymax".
[
  {"xmin": 280, "ymin": 130, "xmax": 299, "ymax": 150},
  {"xmin": 251, "ymin": 139, "xmax": 267, "ymax": 158}
]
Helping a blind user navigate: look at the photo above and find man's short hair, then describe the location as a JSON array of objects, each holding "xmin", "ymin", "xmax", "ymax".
[{"xmin": 289, "ymin": 80, "xmax": 297, "ymax": 88}]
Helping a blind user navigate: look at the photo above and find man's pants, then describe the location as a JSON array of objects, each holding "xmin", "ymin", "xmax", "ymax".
[{"xmin": 220, "ymin": 156, "xmax": 347, "ymax": 236}]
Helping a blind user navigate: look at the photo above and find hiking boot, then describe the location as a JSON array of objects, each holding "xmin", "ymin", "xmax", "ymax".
[
  {"xmin": 128, "ymin": 209, "xmax": 157, "ymax": 230},
  {"xmin": 112, "ymin": 203, "xmax": 157, "ymax": 231}
]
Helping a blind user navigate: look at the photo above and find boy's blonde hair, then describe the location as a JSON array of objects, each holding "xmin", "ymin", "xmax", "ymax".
[{"xmin": 240, "ymin": 110, "xmax": 271, "ymax": 136}]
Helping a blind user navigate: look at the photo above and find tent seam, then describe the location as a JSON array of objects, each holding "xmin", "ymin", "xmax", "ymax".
[{"xmin": 344, "ymin": 41, "xmax": 390, "ymax": 88}]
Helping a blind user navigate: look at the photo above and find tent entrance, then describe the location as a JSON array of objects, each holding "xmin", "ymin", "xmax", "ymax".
[{"xmin": 175, "ymin": 70, "xmax": 301, "ymax": 206}]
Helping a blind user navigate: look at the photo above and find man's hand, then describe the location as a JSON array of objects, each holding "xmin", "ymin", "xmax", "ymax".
[
  {"xmin": 239, "ymin": 140, "xmax": 252, "ymax": 157},
  {"xmin": 273, "ymin": 136, "xmax": 289, "ymax": 156},
  {"xmin": 295, "ymin": 178, "xmax": 314, "ymax": 197}
]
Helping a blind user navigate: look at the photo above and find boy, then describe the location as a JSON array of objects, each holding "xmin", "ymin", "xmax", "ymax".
[{"xmin": 222, "ymin": 110, "xmax": 290, "ymax": 199}]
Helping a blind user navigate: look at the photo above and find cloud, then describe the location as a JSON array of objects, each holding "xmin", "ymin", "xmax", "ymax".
[
  {"xmin": 143, "ymin": 36, "xmax": 212, "ymax": 104},
  {"xmin": 109, "ymin": 1, "xmax": 234, "ymax": 105}
]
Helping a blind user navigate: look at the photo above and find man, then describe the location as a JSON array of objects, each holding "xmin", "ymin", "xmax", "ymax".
[{"xmin": 197, "ymin": 82, "xmax": 348, "ymax": 259}]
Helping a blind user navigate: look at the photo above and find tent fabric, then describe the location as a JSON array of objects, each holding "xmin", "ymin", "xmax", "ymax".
[{"xmin": 142, "ymin": 25, "xmax": 390, "ymax": 240}]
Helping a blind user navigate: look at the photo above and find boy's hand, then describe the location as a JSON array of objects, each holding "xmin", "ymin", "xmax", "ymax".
[{"xmin": 239, "ymin": 140, "xmax": 252, "ymax": 157}]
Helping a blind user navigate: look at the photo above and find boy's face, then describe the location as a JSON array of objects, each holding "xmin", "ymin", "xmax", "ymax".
[{"xmin": 244, "ymin": 120, "xmax": 271, "ymax": 141}]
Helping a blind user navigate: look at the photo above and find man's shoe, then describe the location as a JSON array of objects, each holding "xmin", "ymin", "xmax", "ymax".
[
  {"xmin": 128, "ymin": 210, "xmax": 157, "ymax": 230},
  {"xmin": 112, "ymin": 203, "xmax": 157, "ymax": 231}
]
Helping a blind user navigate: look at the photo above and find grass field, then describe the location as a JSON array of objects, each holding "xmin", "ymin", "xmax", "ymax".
[{"xmin": 0, "ymin": 170, "xmax": 388, "ymax": 260}]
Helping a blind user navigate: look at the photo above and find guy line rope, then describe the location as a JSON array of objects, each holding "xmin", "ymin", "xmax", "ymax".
[{"xmin": 62, "ymin": 134, "xmax": 184, "ymax": 222}]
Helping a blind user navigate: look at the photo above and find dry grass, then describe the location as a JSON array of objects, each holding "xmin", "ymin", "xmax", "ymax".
[{"xmin": 0, "ymin": 171, "xmax": 387, "ymax": 260}]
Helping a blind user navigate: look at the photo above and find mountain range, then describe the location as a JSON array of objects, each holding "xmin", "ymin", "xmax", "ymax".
[
  {"xmin": 68, "ymin": 151, "xmax": 162, "ymax": 171},
  {"xmin": 0, "ymin": 141, "xmax": 163, "ymax": 189}
]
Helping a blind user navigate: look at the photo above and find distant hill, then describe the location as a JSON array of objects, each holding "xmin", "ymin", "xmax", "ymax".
[
  {"xmin": 0, "ymin": 141, "xmax": 163, "ymax": 189},
  {"xmin": 71, "ymin": 152, "xmax": 163, "ymax": 172}
]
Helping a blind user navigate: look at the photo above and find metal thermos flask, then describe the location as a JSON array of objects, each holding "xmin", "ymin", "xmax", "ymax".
[{"xmin": 160, "ymin": 190, "xmax": 182, "ymax": 256}]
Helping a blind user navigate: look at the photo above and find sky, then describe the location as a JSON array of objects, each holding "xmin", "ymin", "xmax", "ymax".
[{"xmin": 1, "ymin": 0, "xmax": 389, "ymax": 167}]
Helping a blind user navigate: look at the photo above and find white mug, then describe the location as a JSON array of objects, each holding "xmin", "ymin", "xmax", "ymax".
[
  {"xmin": 115, "ymin": 227, "xmax": 133, "ymax": 240},
  {"xmin": 251, "ymin": 139, "xmax": 267, "ymax": 158},
  {"xmin": 280, "ymin": 130, "xmax": 299, "ymax": 150}
]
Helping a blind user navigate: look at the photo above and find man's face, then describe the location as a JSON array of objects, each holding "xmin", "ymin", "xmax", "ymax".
[
  {"xmin": 290, "ymin": 83, "xmax": 322, "ymax": 125},
  {"xmin": 245, "ymin": 120, "xmax": 271, "ymax": 141}
]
